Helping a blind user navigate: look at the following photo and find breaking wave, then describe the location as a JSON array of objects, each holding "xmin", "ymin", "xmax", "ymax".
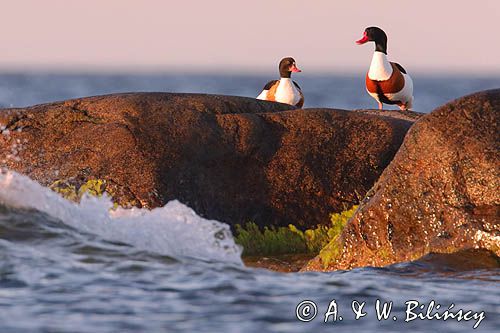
[{"xmin": 0, "ymin": 170, "xmax": 243, "ymax": 264}]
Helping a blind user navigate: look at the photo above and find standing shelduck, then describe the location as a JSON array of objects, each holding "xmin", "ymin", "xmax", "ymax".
[
  {"xmin": 356, "ymin": 27, "xmax": 414, "ymax": 110},
  {"xmin": 257, "ymin": 57, "xmax": 304, "ymax": 108}
]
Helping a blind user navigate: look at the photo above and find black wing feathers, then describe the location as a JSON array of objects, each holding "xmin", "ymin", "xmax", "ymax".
[
  {"xmin": 392, "ymin": 62, "xmax": 407, "ymax": 74},
  {"xmin": 262, "ymin": 80, "xmax": 279, "ymax": 90}
]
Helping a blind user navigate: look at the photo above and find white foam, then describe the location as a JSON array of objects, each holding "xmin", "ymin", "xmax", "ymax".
[{"xmin": 0, "ymin": 170, "xmax": 243, "ymax": 265}]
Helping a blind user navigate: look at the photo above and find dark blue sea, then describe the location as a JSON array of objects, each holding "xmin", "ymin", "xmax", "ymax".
[
  {"xmin": 0, "ymin": 72, "xmax": 498, "ymax": 111},
  {"xmin": 0, "ymin": 73, "xmax": 499, "ymax": 332}
]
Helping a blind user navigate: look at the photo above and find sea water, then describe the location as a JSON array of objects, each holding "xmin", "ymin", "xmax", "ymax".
[{"xmin": 0, "ymin": 72, "xmax": 498, "ymax": 112}]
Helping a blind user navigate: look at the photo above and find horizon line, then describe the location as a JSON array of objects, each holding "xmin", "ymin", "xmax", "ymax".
[{"xmin": 0, "ymin": 65, "xmax": 499, "ymax": 78}]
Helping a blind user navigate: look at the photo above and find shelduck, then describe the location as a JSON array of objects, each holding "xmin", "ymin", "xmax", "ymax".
[
  {"xmin": 257, "ymin": 57, "xmax": 304, "ymax": 108},
  {"xmin": 356, "ymin": 27, "xmax": 414, "ymax": 110}
]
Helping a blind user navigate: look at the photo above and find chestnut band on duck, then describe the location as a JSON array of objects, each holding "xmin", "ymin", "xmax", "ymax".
[
  {"xmin": 257, "ymin": 57, "xmax": 304, "ymax": 108},
  {"xmin": 356, "ymin": 26, "xmax": 414, "ymax": 110}
]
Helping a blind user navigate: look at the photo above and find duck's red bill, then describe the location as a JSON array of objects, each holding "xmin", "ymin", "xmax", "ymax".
[
  {"xmin": 291, "ymin": 65, "xmax": 302, "ymax": 72},
  {"xmin": 356, "ymin": 33, "xmax": 370, "ymax": 45}
]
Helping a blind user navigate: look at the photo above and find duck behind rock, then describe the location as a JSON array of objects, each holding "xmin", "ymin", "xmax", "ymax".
[
  {"xmin": 356, "ymin": 27, "xmax": 414, "ymax": 110},
  {"xmin": 257, "ymin": 57, "xmax": 304, "ymax": 108}
]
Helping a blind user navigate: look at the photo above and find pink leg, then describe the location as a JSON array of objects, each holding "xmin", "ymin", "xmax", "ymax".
[{"xmin": 378, "ymin": 102, "xmax": 383, "ymax": 110}]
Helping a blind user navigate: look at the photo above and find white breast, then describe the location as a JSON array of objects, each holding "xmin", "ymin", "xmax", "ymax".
[
  {"xmin": 274, "ymin": 78, "xmax": 301, "ymax": 105},
  {"xmin": 368, "ymin": 51, "xmax": 393, "ymax": 81}
]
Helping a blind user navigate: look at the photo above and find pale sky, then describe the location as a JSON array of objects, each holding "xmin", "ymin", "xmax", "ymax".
[{"xmin": 1, "ymin": 0, "xmax": 499, "ymax": 74}]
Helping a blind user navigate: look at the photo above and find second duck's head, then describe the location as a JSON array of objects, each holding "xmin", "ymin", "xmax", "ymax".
[
  {"xmin": 279, "ymin": 57, "xmax": 301, "ymax": 78},
  {"xmin": 356, "ymin": 27, "xmax": 388, "ymax": 54}
]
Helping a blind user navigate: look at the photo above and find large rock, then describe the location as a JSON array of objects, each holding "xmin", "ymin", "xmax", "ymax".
[
  {"xmin": 0, "ymin": 93, "xmax": 417, "ymax": 228},
  {"xmin": 304, "ymin": 89, "xmax": 500, "ymax": 271}
]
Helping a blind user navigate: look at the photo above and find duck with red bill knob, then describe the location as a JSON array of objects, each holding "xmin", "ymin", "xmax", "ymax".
[
  {"xmin": 356, "ymin": 26, "xmax": 414, "ymax": 110},
  {"xmin": 257, "ymin": 57, "xmax": 304, "ymax": 108}
]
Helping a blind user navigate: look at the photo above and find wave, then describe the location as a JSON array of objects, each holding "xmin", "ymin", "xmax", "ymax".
[{"xmin": 0, "ymin": 170, "xmax": 243, "ymax": 265}]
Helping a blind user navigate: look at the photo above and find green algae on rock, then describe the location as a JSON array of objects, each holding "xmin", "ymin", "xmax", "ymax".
[
  {"xmin": 50, "ymin": 178, "xmax": 139, "ymax": 208},
  {"xmin": 235, "ymin": 206, "xmax": 358, "ymax": 256}
]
